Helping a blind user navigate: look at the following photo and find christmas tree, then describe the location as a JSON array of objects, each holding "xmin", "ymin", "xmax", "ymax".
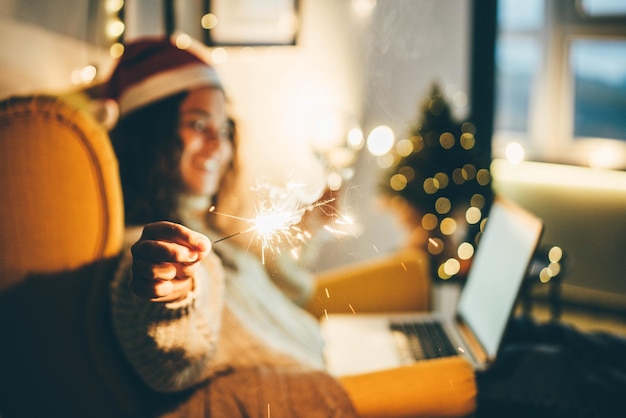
[{"xmin": 380, "ymin": 83, "xmax": 494, "ymax": 281}]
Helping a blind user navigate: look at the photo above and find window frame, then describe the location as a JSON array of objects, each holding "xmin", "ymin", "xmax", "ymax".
[{"xmin": 492, "ymin": 0, "xmax": 626, "ymax": 169}]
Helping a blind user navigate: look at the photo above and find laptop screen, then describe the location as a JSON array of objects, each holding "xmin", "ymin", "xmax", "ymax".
[{"xmin": 456, "ymin": 198, "xmax": 543, "ymax": 359}]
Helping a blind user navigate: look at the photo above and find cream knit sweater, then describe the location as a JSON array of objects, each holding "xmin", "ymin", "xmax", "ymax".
[{"xmin": 110, "ymin": 217, "xmax": 325, "ymax": 393}]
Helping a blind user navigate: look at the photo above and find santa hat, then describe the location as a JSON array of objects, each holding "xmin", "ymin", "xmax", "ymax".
[{"xmin": 105, "ymin": 36, "xmax": 222, "ymax": 117}]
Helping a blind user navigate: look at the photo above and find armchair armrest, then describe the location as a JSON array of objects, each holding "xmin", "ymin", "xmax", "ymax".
[
  {"xmin": 339, "ymin": 356, "xmax": 477, "ymax": 418},
  {"xmin": 306, "ymin": 247, "xmax": 431, "ymax": 317}
]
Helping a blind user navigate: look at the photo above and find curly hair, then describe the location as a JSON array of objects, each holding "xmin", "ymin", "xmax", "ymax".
[{"xmin": 110, "ymin": 91, "xmax": 236, "ymax": 226}]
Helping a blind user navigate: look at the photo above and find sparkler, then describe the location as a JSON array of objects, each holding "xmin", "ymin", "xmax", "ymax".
[{"xmin": 210, "ymin": 179, "xmax": 350, "ymax": 263}]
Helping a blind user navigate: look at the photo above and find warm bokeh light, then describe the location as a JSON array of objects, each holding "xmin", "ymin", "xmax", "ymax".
[
  {"xmin": 548, "ymin": 246, "xmax": 563, "ymax": 263},
  {"xmin": 435, "ymin": 197, "xmax": 451, "ymax": 214},
  {"xmin": 376, "ymin": 153, "xmax": 395, "ymax": 169},
  {"xmin": 201, "ymin": 13, "xmax": 218, "ymax": 30},
  {"xmin": 458, "ymin": 242, "xmax": 474, "ymax": 260},
  {"xmin": 587, "ymin": 143, "xmax": 626, "ymax": 169},
  {"xmin": 106, "ymin": 18, "xmax": 125, "ymax": 39},
  {"xmin": 390, "ymin": 173, "xmax": 408, "ymax": 191},
  {"xmin": 366, "ymin": 125, "xmax": 395, "ymax": 156},
  {"xmin": 421, "ymin": 213, "xmax": 438, "ymax": 231},
  {"xmin": 347, "ymin": 127, "xmax": 364, "ymax": 149},
  {"xmin": 539, "ymin": 267, "xmax": 553, "ymax": 283},
  {"xmin": 465, "ymin": 206, "xmax": 482, "ymax": 224},
  {"xmin": 71, "ymin": 65, "xmax": 97, "ymax": 85},
  {"xmin": 211, "ymin": 47, "xmax": 229, "ymax": 64},
  {"xmin": 548, "ymin": 262, "xmax": 561, "ymax": 277},
  {"xmin": 428, "ymin": 238, "xmax": 444, "ymax": 255},
  {"xmin": 440, "ymin": 217, "xmax": 457, "ymax": 235},
  {"xmin": 462, "ymin": 164, "xmax": 476, "ymax": 181},
  {"xmin": 476, "ymin": 168, "xmax": 491, "ymax": 186},
  {"xmin": 327, "ymin": 172, "xmax": 343, "ymax": 191},
  {"xmin": 470, "ymin": 193, "xmax": 486, "ymax": 208},
  {"xmin": 452, "ymin": 168, "xmax": 465, "ymax": 185},
  {"xmin": 175, "ymin": 33, "xmax": 193, "ymax": 49},
  {"xmin": 105, "ymin": 0, "xmax": 124, "ymax": 13},
  {"xmin": 433, "ymin": 172, "xmax": 449, "ymax": 189},
  {"xmin": 398, "ymin": 165, "xmax": 415, "ymax": 182},
  {"xmin": 395, "ymin": 138, "xmax": 414, "ymax": 156},
  {"xmin": 423, "ymin": 177, "xmax": 439, "ymax": 194},
  {"xmin": 443, "ymin": 258, "xmax": 461, "ymax": 276},
  {"xmin": 326, "ymin": 147, "xmax": 357, "ymax": 168},
  {"xmin": 505, "ymin": 142, "xmax": 525, "ymax": 163},
  {"xmin": 439, "ymin": 132, "xmax": 455, "ymax": 149},
  {"xmin": 437, "ymin": 263, "xmax": 451, "ymax": 279},
  {"xmin": 110, "ymin": 42, "xmax": 124, "ymax": 58},
  {"xmin": 460, "ymin": 132, "xmax": 475, "ymax": 150}
]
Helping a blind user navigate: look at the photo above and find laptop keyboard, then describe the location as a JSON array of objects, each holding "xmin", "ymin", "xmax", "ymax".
[{"xmin": 390, "ymin": 320, "xmax": 459, "ymax": 360}]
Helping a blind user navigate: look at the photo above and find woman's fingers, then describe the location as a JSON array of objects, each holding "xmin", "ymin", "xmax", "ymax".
[
  {"xmin": 131, "ymin": 276, "xmax": 194, "ymax": 302},
  {"xmin": 129, "ymin": 221, "xmax": 211, "ymax": 302},
  {"xmin": 140, "ymin": 221, "xmax": 211, "ymax": 256},
  {"xmin": 131, "ymin": 239, "xmax": 201, "ymax": 265},
  {"xmin": 132, "ymin": 258, "xmax": 199, "ymax": 281}
]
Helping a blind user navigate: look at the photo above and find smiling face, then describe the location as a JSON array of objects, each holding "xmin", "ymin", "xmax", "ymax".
[{"xmin": 178, "ymin": 87, "xmax": 233, "ymax": 197}]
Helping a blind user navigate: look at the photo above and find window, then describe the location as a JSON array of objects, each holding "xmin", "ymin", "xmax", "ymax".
[{"xmin": 493, "ymin": 0, "xmax": 626, "ymax": 169}]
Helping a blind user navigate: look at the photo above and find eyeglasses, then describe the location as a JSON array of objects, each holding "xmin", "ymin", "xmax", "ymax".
[{"xmin": 180, "ymin": 118, "xmax": 231, "ymax": 141}]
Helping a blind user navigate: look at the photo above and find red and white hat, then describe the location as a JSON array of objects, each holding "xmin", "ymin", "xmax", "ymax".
[{"xmin": 105, "ymin": 36, "xmax": 222, "ymax": 117}]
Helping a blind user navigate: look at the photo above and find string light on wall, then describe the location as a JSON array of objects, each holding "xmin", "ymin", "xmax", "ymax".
[
  {"xmin": 70, "ymin": 65, "xmax": 98, "ymax": 85},
  {"xmin": 106, "ymin": 0, "xmax": 125, "ymax": 59},
  {"xmin": 201, "ymin": 13, "xmax": 219, "ymax": 31},
  {"xmin": 70, "ymin": 0, "xmax": 124, "ymax": 87}
]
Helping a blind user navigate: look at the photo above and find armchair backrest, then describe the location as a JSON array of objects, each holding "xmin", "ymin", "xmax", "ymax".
[
  {"xmin": 0, "ymin": 95, "xmax": 140, "ymax": 417},
  {"xmin": 0, "ymin": 95, "xmax": 123, "ymax": 289}
]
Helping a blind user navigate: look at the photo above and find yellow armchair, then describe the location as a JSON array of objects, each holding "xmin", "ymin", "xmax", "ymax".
[
  {"xmin": 0, "ymin": 95, "xmax": 132, "ymax": 417},
  {"xmin": 0, "ymin": 95, "xmax": 475, "ymax": 418}
]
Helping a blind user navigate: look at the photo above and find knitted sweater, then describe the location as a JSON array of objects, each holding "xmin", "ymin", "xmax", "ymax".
[{"xmin": 110, "ymin": 225, "xmax": 326, "ymax": 394}]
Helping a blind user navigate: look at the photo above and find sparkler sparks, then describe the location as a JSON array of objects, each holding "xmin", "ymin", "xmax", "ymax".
[
  {"xmin": 210, "ymin": 179, "xmax": 352, "ymax": 263},
  {"xmin": 428, "ymin": 237, "xmax": 439, "ymax": 247}
]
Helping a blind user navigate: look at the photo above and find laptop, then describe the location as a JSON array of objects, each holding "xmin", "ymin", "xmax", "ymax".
[{"xmin": 320, "ymin": 197, "xmax": 543, "ymax": 376}]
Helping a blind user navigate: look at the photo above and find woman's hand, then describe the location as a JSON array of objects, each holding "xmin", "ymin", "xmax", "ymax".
[{"xmin": 130, "ymin": 221, "xmax": 212, "ymax": 302}]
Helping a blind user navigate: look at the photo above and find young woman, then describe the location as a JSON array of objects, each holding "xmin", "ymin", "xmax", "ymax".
[{"xmin": 105, "ymin": 37, "xmax": 347, "ymax": 408}]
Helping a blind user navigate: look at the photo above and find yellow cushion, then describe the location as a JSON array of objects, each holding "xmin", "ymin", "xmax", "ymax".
[
  {"xmin": 307, "ymin": 247, "xmax": 431, "ymax": 317},
  {"xmin": 339, "ymin": 356, "xmax": 477, "ymax": 418}
]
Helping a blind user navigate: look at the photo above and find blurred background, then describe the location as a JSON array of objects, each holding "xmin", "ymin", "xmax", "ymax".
[{"xmin": 1, "ymin": 0, "xmax": 625, "ymax": 319}]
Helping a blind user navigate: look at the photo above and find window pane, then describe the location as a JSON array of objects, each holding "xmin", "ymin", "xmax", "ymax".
[
  {"xmin": 497, "ymin": 0, "xmax": 544, "ymax": 31},
  {"xmin": 494, "ymin": 37, "xmax": 542, "ymax": 133},
  {"xmin": 579, "ymin": 0, "xmax": 626, "ymax": 17},
  {"xmin": 571, "ymin": 40, "xmax": 626, "ymax": 141}
]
